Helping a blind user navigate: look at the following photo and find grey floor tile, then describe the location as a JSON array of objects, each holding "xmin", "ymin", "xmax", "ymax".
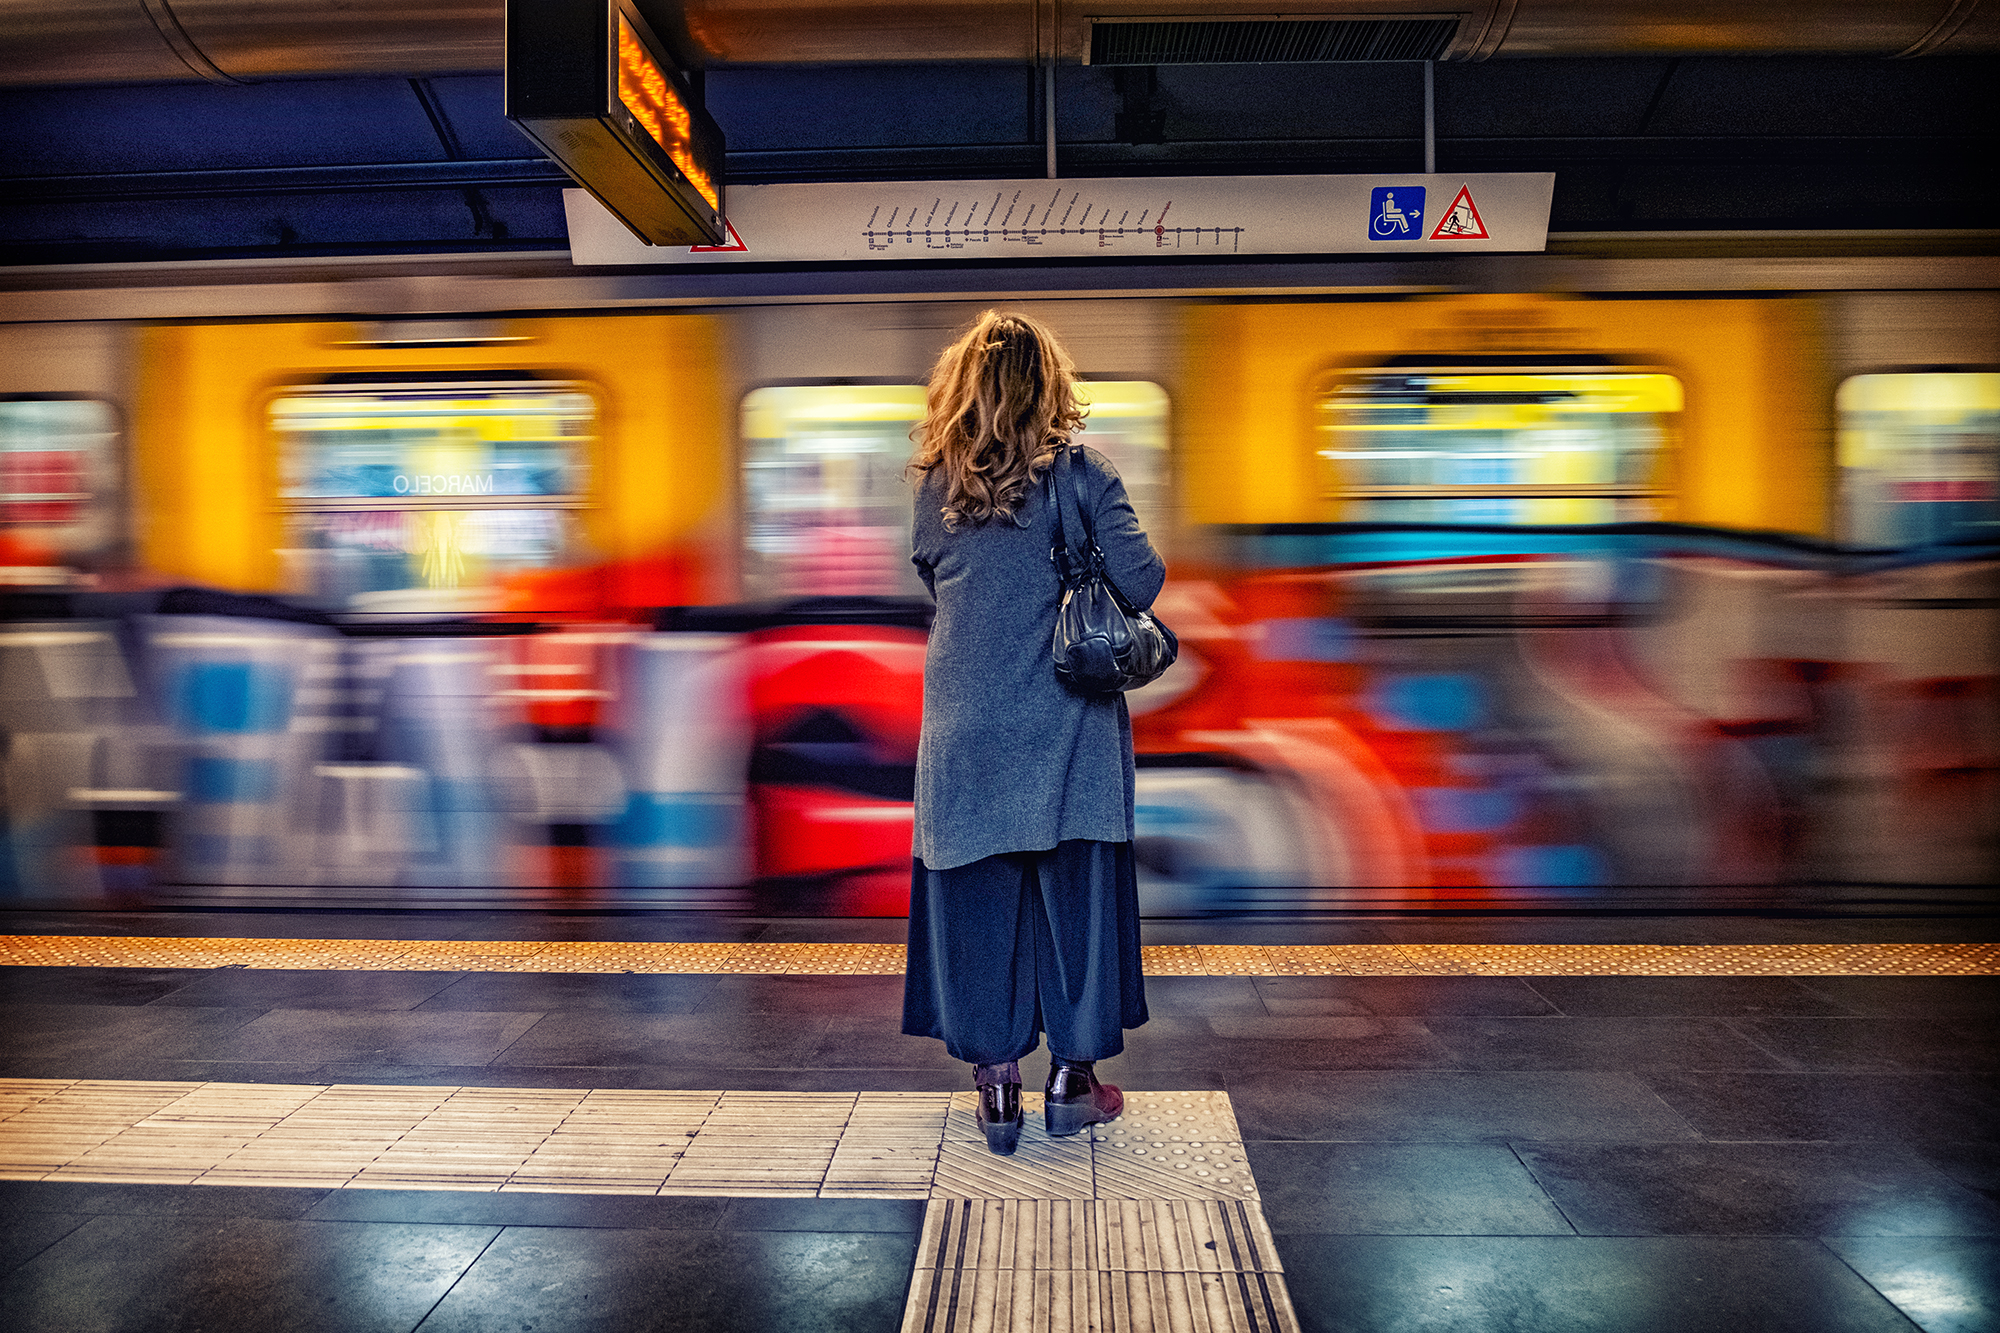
[
  {"xmin": 304, "ymin": 1189, "xmax": 729, "ymax": 1230},
  {"xmin": 803, "ymin": 1015, "xmax": 970, "ymax": 1071},
  {"xmin": 149, "ymin": 968, "xmax": 466, "ymax": 1012},
  {"xmin": 1136, "ymin": 976, "xmax": 1271, "ymax": 1016},
  {"xmin": 1140, "ymin": 920, "xmax": 1401, "ymax": 945},
  {"xmin": 0, "ymin": 1003, "xmax": 266, "ymax": 1064},
  {"xmin": 1255, "ymin": 976, "xmax": 1557, "ymax": 1017},
  {"xmin": 1426, "ymin": 1015, "xmax": 1789, "ymax": 1071},
  {"xmin": 173, "ymin": 1007, "xmax": 544, "ymax": 1065},
  {"xmin": 719, "ymin": 1198, "xmax": 925, "ymax": 1233},
  {"xmin": 1642, "ymin": 1071, "xmax": 2000, "ymax": 1143},
  {"xmin": 1120, "ymin": 1015, "xmax": 1461, "ymax": 1071},
  {"xmin": 1515, "ymin": 1141, "xmax": 2000, "ymax": 1237},
  {"xmin": 1247, "ymin": 1142, "xmax": 1573, "ymax": 1236},
  {"xmin": 1918, "ymin": 1144, "xmax": 2000, "ymax": 1206},
  {"xmin": 0, "ymin": 1057, "xmax": 327, "ymax": 1083},
  {"xmin": 0, "ymin": 1213, "xmax": 88, "ymax": 1278},
  {"xmin": 0, "ymin": 1182, "xmax": 329, "ymax": 1221},
  {"xmin": 695, "ymin": 974, "xmax": 905, "ymax": 1017},
  {"xmin": 1827, "ymin": 1236, "xmax": 2000, "ymax": 1333},
  {"xmin": 1525, "ymin": 976, "xmax": 1859, "ymax": 1017},
  {"xmin": 491, "ymin": 1010, "xmax": 833, "ymax": 1069},
  {"xmin": 1794, "ymin": 977, "xmax": 2000, "ymax": 1017},
  {"xmin": 1733, "ymin": 1017, "xmax": 2000, "ymax": 1071},
  {"xmin": 415, "ymin": 1225, "xmax": 916, "ymax": 1333},
  {"xmin": 0, "ymin": 966, "xmax": 205, "ymax": 1007},
  {"xmin": 1227, "ymin": 1070, "xmax": 1703, "ymax": 1143},
  {"xmin": 755, "ymin": 918, "xmax": 909, "ymax": 944},
  {"xmin": 1276, "ymin": 1234, "xmax": 1926, "ymax": 1333},
  {"xmin": 416, "ymin": 971, "xmax": 720, "ymax": 1014},
  {"xmin": 0, "ymin": 1214, "xmax": 497, "ymax": 1333}
]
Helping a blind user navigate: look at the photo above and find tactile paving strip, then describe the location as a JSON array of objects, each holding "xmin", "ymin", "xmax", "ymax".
[
  {"xmin": 2, "ymin": 936, "xmax": 1996, "ymax": 975},
  {"xmin": 902, "ymin": 1196, "xmax": 1298, "ymax": 1333}
]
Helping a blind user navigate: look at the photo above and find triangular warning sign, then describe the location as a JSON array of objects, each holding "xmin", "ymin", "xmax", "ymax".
[
  {"xmin": 1428, "ymin": 186, "xmax": 1489, "ymax": 240},
  {"xmin": 689, "ymin": 219, "xmax": 748, "ymax": 253}
]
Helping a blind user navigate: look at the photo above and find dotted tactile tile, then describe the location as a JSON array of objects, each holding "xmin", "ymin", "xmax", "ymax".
[{"xmin": 4, "ymin": 936, "xmax": 1996, "ymax": 976}]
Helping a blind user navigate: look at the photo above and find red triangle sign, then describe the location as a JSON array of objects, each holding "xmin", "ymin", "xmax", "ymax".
[
  {"xmin": 689, "ymin": 219, "xmax": 748, "ymax": 253},
  {"xmin": 1428, "ymin": 186, "xmax": 1490, "ymax": 240}
]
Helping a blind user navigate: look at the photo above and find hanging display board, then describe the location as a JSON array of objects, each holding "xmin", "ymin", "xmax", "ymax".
[
  {"xmin": 564, "ymin": 172, "xmax": 1554, "ymax": 265},
  {"xmin": 507, "ymin": 0, "xmax": 725, "ymax": 246}
]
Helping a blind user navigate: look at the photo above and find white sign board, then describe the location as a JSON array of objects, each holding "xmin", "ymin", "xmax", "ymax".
[{"xmin": 565, "ymin": 173, "xmax": 1555, "ymax": 265}]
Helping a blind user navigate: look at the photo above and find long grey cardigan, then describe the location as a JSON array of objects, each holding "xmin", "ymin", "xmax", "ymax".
[{"xmin": 911, "ymin": 446, "xmax": 1167, "ymax": 871}]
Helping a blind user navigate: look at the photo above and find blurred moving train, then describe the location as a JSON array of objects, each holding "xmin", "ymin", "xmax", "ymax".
[{"xmin": 2, "ymin": 279, "xmax": 1996, "ymax": 910}]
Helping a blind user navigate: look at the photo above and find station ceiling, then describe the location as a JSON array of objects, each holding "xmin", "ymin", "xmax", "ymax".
[{"xmin": 1, "ymin": 47, "xmax": 1994, "ymax": 265}]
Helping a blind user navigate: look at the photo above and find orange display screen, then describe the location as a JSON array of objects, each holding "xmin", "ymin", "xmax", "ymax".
[{"xmin": 616, "ymin": 15, "xmax": 718, "ymax": 213}]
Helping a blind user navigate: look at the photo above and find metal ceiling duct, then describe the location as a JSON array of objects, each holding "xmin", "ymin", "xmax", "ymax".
[{"xmin": 0, "ymin": 0, "xmax": 1991, "ymax": 86}]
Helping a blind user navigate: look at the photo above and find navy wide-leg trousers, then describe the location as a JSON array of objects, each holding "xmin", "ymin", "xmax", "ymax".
[{"xmin": 902, "ymin": 839, "xmax": 1148, "ymax": 1066}]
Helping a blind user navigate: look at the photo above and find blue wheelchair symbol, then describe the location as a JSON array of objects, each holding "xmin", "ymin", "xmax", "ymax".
[{"xmin": 1369, "ymin": 187, "xmax": 1424, "ymax": 240}]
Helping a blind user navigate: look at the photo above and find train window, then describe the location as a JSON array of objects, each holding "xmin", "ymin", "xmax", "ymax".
[
  {"xmin": 1317, "ymin": 369, "xmax": 1680, "ymax": 523},
  {"xmin": 0, "ymin": 398, "xmax": 118, "ymax": 580},
  {"xmin": 271, "ymin": 382, "xmax": 594, "ymax": 612},
  {"xmin": 1838, "ymin": 371, "xmax": 1999, "ymax": 547},
  {"xmin": 740, "ymin": 381, "xmax": 1171, "ymax": 599}
]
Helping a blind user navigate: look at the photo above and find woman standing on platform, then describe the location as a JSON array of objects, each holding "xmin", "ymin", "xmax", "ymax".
[{"xmin": 901, "ymin": 310, "xmax": 1165, "ymax": 1156}]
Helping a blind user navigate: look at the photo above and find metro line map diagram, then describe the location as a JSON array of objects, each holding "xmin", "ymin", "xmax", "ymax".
[
  {"xmin": 563, "ymin": 173, "xmax": 1554, "ymax": 264},
  {"xmin": 861, "ymin": 187, "xmax": 1245, "ymax": 252}
]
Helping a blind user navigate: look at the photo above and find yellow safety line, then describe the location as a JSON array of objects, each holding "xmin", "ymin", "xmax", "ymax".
[{"xmin": 1, "ymin": 937, "xmax": 1996, "ymax": 976}]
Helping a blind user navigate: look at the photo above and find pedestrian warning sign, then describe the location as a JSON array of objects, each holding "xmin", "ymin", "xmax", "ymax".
[{"xmin": 1429, "ymin": 185, "xmax": 1489, "ymax": 240}]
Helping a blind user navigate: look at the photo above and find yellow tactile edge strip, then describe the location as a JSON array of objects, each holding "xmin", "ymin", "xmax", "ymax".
[
  {"xmin": 0, "ymin": 1079, "xmax": 1256, "ymax": 1202},
  {"xmin": 2, "ymin": 937, "xmax": 1997, "ymax": 976}
]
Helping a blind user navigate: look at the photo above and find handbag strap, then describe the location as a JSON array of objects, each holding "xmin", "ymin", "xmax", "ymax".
[{"xmin": 1048, "ymin": 445, "xmax": 1095, "ymax": 587}]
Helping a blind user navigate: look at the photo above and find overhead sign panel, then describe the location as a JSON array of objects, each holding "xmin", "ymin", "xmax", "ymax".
[
  {"xmin": 507, "ymin": 0, "xmax": 725, "ymax": 246},
  {"xmin": 565, "ymin": 173, "xmax": 1553, "ymax": 265}
]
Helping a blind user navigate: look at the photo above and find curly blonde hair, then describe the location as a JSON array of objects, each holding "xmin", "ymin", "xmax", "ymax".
[{"xmin": 909, "ymin": 310, "xmax": 1085, "ymax": 528}]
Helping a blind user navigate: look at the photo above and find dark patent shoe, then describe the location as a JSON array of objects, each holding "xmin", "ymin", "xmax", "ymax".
[
  {"xmin": 1044, "ymin": 1060, "xmax": 1123, "ymax": 1138},
  {"xmin": 978, "ymin": 1082, "xmax": 1023, "ymax": 1155}
]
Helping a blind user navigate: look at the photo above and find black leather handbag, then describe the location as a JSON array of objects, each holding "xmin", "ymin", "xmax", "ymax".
[{"xmin": 1048, "ymin": 446, "xmax": 1177, "ymax": 697}]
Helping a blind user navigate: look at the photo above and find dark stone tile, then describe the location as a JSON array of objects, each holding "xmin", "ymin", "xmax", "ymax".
[
  {"xmin": 0, "ymin": 1213, "xmax": 87, "ymax": 1278},
  {"xmin": 1276, "ymin": 1235, "xmax": 1926, "ymax": 1333},
  {"xmin": 1916, "ymin": 1144, "xmax": 2000, "ymax": 1206},
  {"xmin": 1246, "ymin": 1142, "xmax": 1573, "ymax": 1236},
  {"xmin": 0, "ymin": 966, "xmax": 205, "ymax": 1007},
  {"xmin": 1794, "ymin": 977, "xmax": 2000, "ymax": 1017},
  {"xmin": 1226, "ymin": 1071, "xmax": 1702, "ymax": 1143},
  {"xmin": 1427, "ymin": 1016, "xmax": 1788, "ymax": 1071},
  {"xmin": 0, "ymin": 1181, "xmax": 328, "ymax": 1220},
  {"xmin": 694, "ymin": 975, "xmax": 905, "ymax": 1017},
  {"xmin": 802, "ymin": 1015, "xmax": 968, "ymax": 1071},
  {"xmin": 304, "ymin": 1188, "xmax": 728, "ymax": 1230},
  {"xmin": 491, "ymin": 1010, "xmax": 832, "ymax": 1069},
  {"xmin": 1733, "ymin": 1017, "xmax": 2000, "ymax": 1071},
  {"xmin": 0, "ymin": 1057, "xmax": 326, "ymax": 1083},
  {"xmin": 1826, "ymin": 1236, "xmax": 2000, "ymax": 1333},
  {"xmin": 171, "ymin": 1007, "xmax": 544, "ymax": 1065},
  {"xmin": 452, "ymin": 914, "xmax": 770, "ymax": 944},
  {"xmin": 718, "ymin": 1198, "xmax": 925, "ymax": 1233},
  {"xmin": 1373, "ymin": 918, "xmax": 1723, "ymax": 945},
  {"xmin": 1643, "ymin": 1072, "xmax": 2000, "ymax": 1143},
  {"xmin": 150, "ymin": 968, "xmax": 464, "ymax": 1012},
  {"xmin": 755, "ymin": 918, "xmax": 909, "ymax": 943},
  {"xmin": 1115, "ymin": 1014, "xmax": 1460, "ymax": 1072},
  {"xmin": 1140, "ymin": 920, "xmax": 1400, "ymax": 945},
  {"xmin": 1134, "ymin": 976, "xmax": 1269, "ymax": 1016},
  {"xmin": 416, "ymin": 971, "xmax": 720, "ymax": 1014},
  {"xmin": 0, "ymin": 1003, "xmax": 265, "ymax": 1064},
  {"xmin": 1515, "ymin": 1141, "xmax": 2000, "ymax": 1237},
  {"xmin": 416, "ymin": 1225, "xmax": 917, "ymax": 1333},
  {"xmin": 0, "ymin": 1214, "xmax": 496, "ymax": 1333},
  {"xmin": 1255, "ymin": 976, "xmax": 1557, "ymax": 1017},
  {"xmin": 1197, "ymin": 1015, "xmax": 1463, "ymax": 1069},
  {"xmin": 1525, "ymin": 976, "xmax": 1858, "ymax": 1017}
]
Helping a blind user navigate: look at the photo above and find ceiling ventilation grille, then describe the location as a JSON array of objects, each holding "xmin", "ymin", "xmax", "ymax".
[{"xmin": 1088, "ymin": 17, "xmax": 1459, "ymax": 65}]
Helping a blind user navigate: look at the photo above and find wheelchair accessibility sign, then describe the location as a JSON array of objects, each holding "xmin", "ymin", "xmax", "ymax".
[{"xmin": 1369, "ymin": 187, "xmax": 1424, "ymax": 240}]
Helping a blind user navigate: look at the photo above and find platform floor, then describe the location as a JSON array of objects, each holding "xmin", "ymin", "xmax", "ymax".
[{"xmin": 2, "ymin": 908, "xmax": 1997, "ymax": 1332}]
